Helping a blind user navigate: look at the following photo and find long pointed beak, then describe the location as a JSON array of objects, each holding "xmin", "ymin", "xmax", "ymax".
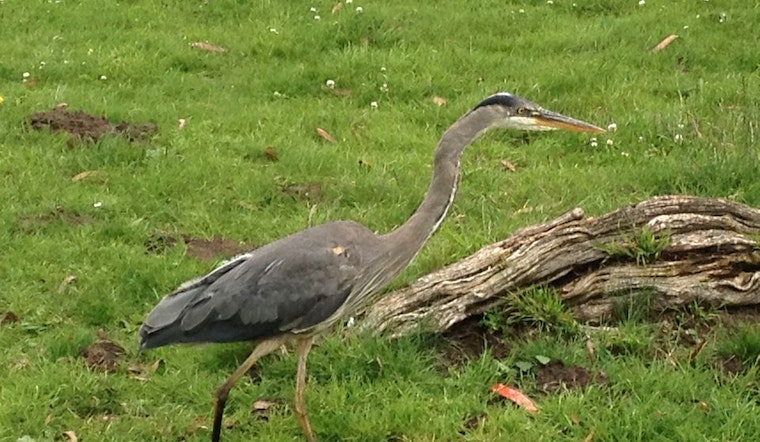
[{"xmin": 535, "ymin": 109, "xmax": 606, "ymax": 134}]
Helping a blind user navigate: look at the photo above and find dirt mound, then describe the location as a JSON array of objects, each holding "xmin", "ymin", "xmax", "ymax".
[
  {"xmin": 536, "ymin": 359, "xmax": 608, "ymax": 393},
  {"xmin": 29, "ymin": 105, "xmax": 157, "ymax": 144},
  {"xmin": 145, "ymin": 233, "xmax": 255, "ymax": 261}
]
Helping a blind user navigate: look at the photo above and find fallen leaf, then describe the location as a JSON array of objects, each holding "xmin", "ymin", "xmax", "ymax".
[
  {"xmin": 331, "ymin": 2, "xmax": 343, "ymax": 13},
  {"xmin": 72, "ymin": 170, "xmax": 105, "ymax": 182},
  {"xmin": 358, "ymin": 159, "xmax": 371, "ymax": 171},
  {"xmin": 316, "ymin": 128, "xmax": 336, "ymax": 143},
  {"xmin": 0, "ymin": 311, "xmax": 20, "ymax": 325},
  {"xmin": 432, "ymin": 96, "xmax": 447, "ymax": 107},
  {"xmin": 264, "ymin": 146, "xmax": 279, "ymax": 161},
  {"xmin": 583, "ymin": 428, "xmax": 596, "ymax": 442},
  {"xmin": 25, "ymin": 78, "xmax": 39, "ymax": 89},
  {"xmin": 697, "ymin": 400, "xmax": 709, "ymax": 412},
  {"xmin": 252, "ymin": 397, "xmax": 287, "ymax": 420},
  {"xmin": 570, "ymin": 412, "xmax": 581, "ymax": 425},
  {"xmin": 500, "ymin": 159, "xmax": 517, "ymax": 172},
  {"xmin": 491, "ymin": 383, "xmax": 539, "ymax": 414},
  {"xmin": 62, "ymin": 430, "xmax": 78, "ymax": 442},
  {"xmin": 12, "ymin": 358, "xmax": 31, "ymax": 369},
  {"xmin": 651, "ymin": 34, "xmax": 678, "ymax": 53},
  {"xmin": 190, "ymin": 42, "xmax": 228, "ymax": 53},
  {"xmin": 585, "ymin": 337, "xmax": 597, "ymax": 364},
  {"xmin": 689, "ymin": 338, "xmax": 707, "ymax": 361},
  {"xmin": 178, "ymin": 118, "xmax": 187, "ymax": 130},
  {"xmin": 128, "ymin": 358, "xmax": 165, "ymax": 381},
  {"xmin": 58, "ymin": 275, "xmax": 77, "ymax": 294},
  {"xmin": 330, "ymin": 88, "xmax": 353, "ymax": 97}
]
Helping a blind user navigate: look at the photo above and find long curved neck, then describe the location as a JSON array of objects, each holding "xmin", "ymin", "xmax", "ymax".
[{"xmin": 382, "ymin": 107, "xmax": 495, "ymax": 260}]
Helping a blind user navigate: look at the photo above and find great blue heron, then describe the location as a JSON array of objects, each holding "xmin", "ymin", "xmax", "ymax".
[{"xmin": 139, "ymin": 92, "xmax": 604, "ymax": 441}]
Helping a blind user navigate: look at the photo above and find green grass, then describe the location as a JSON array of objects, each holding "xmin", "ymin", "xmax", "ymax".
[{"xmin": 2, "ymin": 0, "xmax": 760, "ymax": 440}]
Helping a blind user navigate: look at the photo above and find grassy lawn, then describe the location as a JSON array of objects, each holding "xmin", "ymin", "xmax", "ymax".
[{"xmin": 2, "ymin": 0, "xmax": 760, "ymax": 440}]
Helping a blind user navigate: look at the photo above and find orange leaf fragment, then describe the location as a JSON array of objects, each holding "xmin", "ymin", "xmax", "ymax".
[
  {"xmin": 491, "ymin": 383, "xmax": 539, "ymax": 414},
  {"xmin": 332, "ymin": 2, "xmax": 343, "ymax": 14},
  {"xmin": 63, "ymin": 430, "xmax": 78, "ymax": 442},
  {"xmin": 316, "ymin": 128, "xmax": 336, "ymax": 143},
  {"xmin": 432, "ymin": 96, "xmax": 447, "ymax": 107},
  {"xmin": 651, "ymin": 34, "xmax": 678, "ymax": 53},
  {"xmin": 190, "ymin": 42, "xmax": 228, "ymax": 53}
]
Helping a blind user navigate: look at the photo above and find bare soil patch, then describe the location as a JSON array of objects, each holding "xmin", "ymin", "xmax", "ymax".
[
  {"xmin": 16, "ymin": 206, "xmax": 95, "ymax": 233},
  {"xmin": 535, "ymin": 359, "xmax": 608, "ymax": 393},
  {"xmin": 29, "ymin": 106, "xmax": 157, "ymax": 144},
  {"xmin": 145, "ymin": 233, "xmax": 254, "ymax": 261}
]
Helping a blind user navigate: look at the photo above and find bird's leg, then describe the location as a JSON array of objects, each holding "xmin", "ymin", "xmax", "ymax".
[
  {"xmin": 212, "ymin": 336, "xmax": 287, "ymax": 442},
  {"xmin": 294, "ymin": 336, "xmax": 316, "ymax": 442}
]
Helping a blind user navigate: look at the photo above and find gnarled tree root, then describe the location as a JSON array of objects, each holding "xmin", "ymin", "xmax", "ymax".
[{"xmin": 361, "ymin": 195, "xmax": 760, "ymax": 337}]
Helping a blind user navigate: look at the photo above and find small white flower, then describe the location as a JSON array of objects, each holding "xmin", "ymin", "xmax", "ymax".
[
  {"xmin": 93, "ymin": 201, "xmax": 103, "ymax": 208},
  {"xmin": 99, "ymin": 75, "xmax": 107, "ymax": 80},
  {"xmin": 380, "ymin": 83, "xmax": 388, "ymax": 92},
  {"xmin": 547, "ymin": 0, "xmax": 554, "ymax": 4},
  {"xmin": 326, "ymin": 79, "xmax": 335, "ymax": 88},
  {"xmin": 269, "ymin": 27, "xmax": 278, "ymax": 34},
  {"xmin": 309, "ymin": 6, "xmax": 317, "ymax": 12},
  {"xmin": 273, "ymin": 91, "xmax": 283, "ymax": 97},
  {"xmin": 22, "ymin": 72, "xmax": 30, "ymax": 78},
  {"xmin": 314, "ymin": 15, "xmax": 320, "ymax": 20},
  {"xmin": 345, "ymin": 0, "xmax": 352, "ymax": 3},
  {"xmin": 674, "ymin": 134, "xmax": 684, "ymax": 143},
  {"xmin": 63, "ymin": 60, "xmax": 69, "ymax": 64},
  {"xmin": 356, "ymin": 6, "xmax": 363, "ymax": 13},
  {"xmin": 370, "ymin": 101, "xmax": 378, "ymax": 109},
  {"xmin": 590, "ymin": 137, "xmax": 598, "ymax": 148},
  {"xmin": 638, "ymin": 136, "xmax": 644, "ymax": 142},
  {"xmin": 607, "ymin": 122, "xmax": 617, "ymax": 132},
  {"xmin": 606, "ymin": 139, "xmax": 614, "ymax": 146},
  {"xmin": 518, "ymin": 8, "xmax": 525, "ymax": 13},
  {"xmin": 380, "ymin": 66, "xmax": 386, "ymax": 72},
  {"xmin": 346, "ymin": 316, "xmax": 356, "ymax": 327},
  {"xmin": 621, "ymin": 151, "xmax": 630, "ymax": 157},
  {"xmin": 683, "ymin": 25, "xmax": 689, "ymax": 29},
  {"xmin": 638, "ymin": 0, "xmax": 645, "ymax": 6}
]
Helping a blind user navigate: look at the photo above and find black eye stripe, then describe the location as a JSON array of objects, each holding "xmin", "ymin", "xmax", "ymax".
[{"xmin": 472, "ymin": 93, "xmax": 520, "ymax": 111}]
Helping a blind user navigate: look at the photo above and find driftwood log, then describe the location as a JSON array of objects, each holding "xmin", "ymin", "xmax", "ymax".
[{"xmin": 361, "ymin": 195, "xmax": 760, "ymax": 337}]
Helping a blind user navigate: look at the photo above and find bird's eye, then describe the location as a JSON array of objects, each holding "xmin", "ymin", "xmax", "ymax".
[{"xmin": 516, "ymin": 107, "xmax": 528, "ymax": 116}]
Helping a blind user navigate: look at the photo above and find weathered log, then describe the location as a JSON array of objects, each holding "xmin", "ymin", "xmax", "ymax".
[{"xmin": 361, "ymin": 195, "xmax": 760, "ymax": 337}]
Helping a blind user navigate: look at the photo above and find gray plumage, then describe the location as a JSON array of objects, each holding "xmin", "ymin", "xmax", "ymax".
[{"xmin": 138, "ymin": 92, "xmax": 604, "ymax": 442}]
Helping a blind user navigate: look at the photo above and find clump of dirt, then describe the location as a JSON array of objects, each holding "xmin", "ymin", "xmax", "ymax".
[
  {"xmin": 145, "ymin": 233, "xmax": 254, "ymax": 261},
  {"xmin": 281, "ymin": 182, "xmax": 323, "ymax": 202},
  {"xmin": 0, "ymin": 311, "xmax": 20, "ymax": 325},
  {"xmin": 715, "ymin": 354, "xmax": 745, "ymax": 376},
  {"xmin": 80, "ymin": 339, "xmax": 126, "ymax": 373},
  {"xmin": 29, "ymin": 105, "xmax": 157, "ymax": 144},
  {"xmin": 440, "ymin": 318, "xmax": 512, "ymax": 367},
  {"xmin": 536, "ymin": 359, "xmax": 608, "ymax": 393},
  {"xmin": 459, "ymin": 412, "xmax": 488, "ymax": 434},
  {"xmin": 16, "ymin": 206, "xmax": 95, "ymax": 233}
]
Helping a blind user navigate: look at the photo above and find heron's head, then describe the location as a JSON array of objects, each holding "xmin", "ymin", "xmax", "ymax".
[{"xmin": 473, "ymin": 92, "xmax": 605, "ymax": 134}]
